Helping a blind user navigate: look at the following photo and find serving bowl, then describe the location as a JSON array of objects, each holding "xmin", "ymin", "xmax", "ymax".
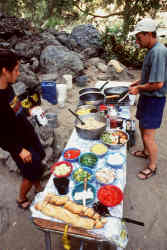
[
  {"xmin": 100, "ymin": 129, "xmax": 128, "ymax": 149},
  {"xmin": 72, "ymin": 167, "xmax": 94, "ymax": 184},
  {"xmin": 97, "ymin": 185, "xmax": 123, "ymax": 207},
  {"xmin": 72, "ymin": 182, "xmax": 96, "ymax": 205},
  {"xmin": 50, "ymin": 161, "xmax": 73, "ymax": 178},
  {"xmin": 105, "ymin": 152, "xmax": 125, "ymax": 169},
  {"xmin": 79, "ymin": 152, "xmax": 98, "ymax": 168},
  {"xmin": 63, "ymin": 147, "xmax": 81, "ymax": 162},
  {"xmin": 75, "ymin": 113, "xmax": 106, "ymax": 140},
  {"xmin": 90, "ymin": 143, "xmax": 108, "ymax": 158},
  {"xmin": 95, "ymin": 167, "xmax": 116, "ymax": 185}
]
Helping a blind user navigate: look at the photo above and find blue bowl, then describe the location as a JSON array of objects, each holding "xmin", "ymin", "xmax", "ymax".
[
  {"xmin": 72, "ymin": 167, "xmax": 94, "ymax": 184},
  {"xmin": 63, "ymin": 147, "xmax": 81, "ymax": 162},
  {"xmin": 105, "ymin": 152, "xmax": 125, "ymax": 169},
  {"xmin": 72, "ymin": 182, "xmax": 96, "ymax": 205},
  {"xmin": 79, "ymin": 152, "xmax": 98, "ymax": 168}
]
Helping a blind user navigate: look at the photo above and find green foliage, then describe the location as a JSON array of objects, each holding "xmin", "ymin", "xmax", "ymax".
[{"xmin": 101, "ymin": 24, "xmax": 146, "ymax": 68}]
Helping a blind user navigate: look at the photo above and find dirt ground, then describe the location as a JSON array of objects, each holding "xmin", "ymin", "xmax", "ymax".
[{"xmin": 0, "ymin": 69, "xmax": 167, "ymax": 250}]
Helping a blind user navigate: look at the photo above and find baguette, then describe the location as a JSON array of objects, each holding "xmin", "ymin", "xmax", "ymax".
[{"xmin": 35, "ymin": 202, "xmax": 96, "ymax": 230}]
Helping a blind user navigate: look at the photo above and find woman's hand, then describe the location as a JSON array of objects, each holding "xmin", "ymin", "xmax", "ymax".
[{"xmin": 19, "ymin": 148, "xmax": 32, "ymax": 164}]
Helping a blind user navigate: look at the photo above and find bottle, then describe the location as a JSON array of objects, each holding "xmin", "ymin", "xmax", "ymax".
[{"xmin": 108, "ymin": 105, "xmax": 118, "ymax": 129}]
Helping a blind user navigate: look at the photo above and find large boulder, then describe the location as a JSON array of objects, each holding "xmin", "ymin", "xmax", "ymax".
[
  {"xmin": 40, "ymin": 45, "xmax": 84, "ymax": 75},
  {"xmin": 70, "ymin": 24, "xmax": 102, "ymax": 52}
]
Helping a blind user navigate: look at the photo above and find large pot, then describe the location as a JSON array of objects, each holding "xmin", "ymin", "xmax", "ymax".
[
  {"xmin": 79, "ymin": 81, "xmax": 109, "ymax": 96},
  {"xmin": 75, "ymin": 113, "xmax": 106, "ymax": 140},
  {"xmin": 79, "ymin": 92, "xmax": 105, "ymax": 106}
]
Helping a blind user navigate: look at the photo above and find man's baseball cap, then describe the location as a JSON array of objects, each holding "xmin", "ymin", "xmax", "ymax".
[{"xmin": 130, "ymin": 18, "xmax": 157, "ymax": 36}]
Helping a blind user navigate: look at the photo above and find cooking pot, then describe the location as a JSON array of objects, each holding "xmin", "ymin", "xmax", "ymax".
[
  {"xmin": 75, "ymin": 113, "xmax": 106, "ymax": 140},
  {"xmin": 79, "ymin": 92, "xmax": 105, "ymax": 106},
  {"xmin": 79, "ymin": 81, "xmax": 109, "ymax": 96}
]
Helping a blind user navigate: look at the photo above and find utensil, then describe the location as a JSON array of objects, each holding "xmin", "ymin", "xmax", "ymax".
[
  {"xmin": 93, "ymin": 202, "xmax": 144, "ymax": 226},
  {"xmin": 68, "ymin": 108, "xmax": 85, "ymax": 125},
  {"xmin": 118, "ymin": 92, "xmax": 129, "ymax": 103},
  {"xmin": 105, "ymin": 212, "xmax": 144, "ymax": 226},
  {"xmin": 79, "ymin": 92, "xmax": 105, "ymax": 106},
  {"xmin": 79, "ymin": 81, "xmax": 109, "ymax": 96},
  {"xmin": 82, "ymin": 177, "xmax": 87, "ymax": 206}
]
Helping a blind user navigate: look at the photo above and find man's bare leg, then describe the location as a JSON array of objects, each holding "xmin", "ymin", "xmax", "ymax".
[{"xmin": 138, "ymin": 128, "xmax": 157, "ymax": 179}]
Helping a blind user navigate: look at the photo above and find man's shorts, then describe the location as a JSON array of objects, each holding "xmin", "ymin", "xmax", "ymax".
[{"xmin": 136, "ymin": 95, "xmax": 166, "ymax": 129}]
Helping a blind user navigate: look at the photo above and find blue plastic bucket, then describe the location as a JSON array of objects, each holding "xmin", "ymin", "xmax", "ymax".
[{"xmin": 41, "ymin": 81, "xmax": 57, "ymax": 105}]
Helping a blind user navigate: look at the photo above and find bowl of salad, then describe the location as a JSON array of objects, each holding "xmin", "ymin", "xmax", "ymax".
[
  {"xmin": 72, "ymin": 167, "xmax": 94, "ymax": 184},
  {"xmin": 50, "ymin": 161, "xmax": 73, "ymax": 178},
  {"xmin": 79, "ymin": 152, "xmax": 98, "ymax": 168},
  {"xmin": 100, "ymin": 129, "xmax": 128, "ymax": 149},
  {"xmin": 63, "ymin": 148, "xmax": 81, "ymax": 162}
]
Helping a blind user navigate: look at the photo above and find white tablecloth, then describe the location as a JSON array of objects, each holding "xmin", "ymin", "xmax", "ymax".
[{"xmin": 31, "ymin": 102, "xmax": 131, "ymax": 249}]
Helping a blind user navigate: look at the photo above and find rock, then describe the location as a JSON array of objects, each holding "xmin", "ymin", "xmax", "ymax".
[
  {"xmin": 40, "ymin": 45, "xmax": 84, "ymax": 75},
  {"xmin": 74, "ymin": 75, "xmax": 88, "ymax": 86},
  {"xmin": 38, "ymin": 73, "xmax": 58, "ymax": 82},
  {"xmin": 70, "ymin": 24, "xmax": 102, "ymax": 52},
  {"xmin": 6, "ymin": 157, "xmax": 18, "ymax": 172},
  {"xmin": 0, "ymin": 148, "xmax": 10, "ymax": 161},
  {"xmin": 96, "ymin": 62, "xmax": 107, "ymax": 72}
]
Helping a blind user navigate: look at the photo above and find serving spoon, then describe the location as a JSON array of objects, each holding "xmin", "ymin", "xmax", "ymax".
[{"xmin": 68, "ymin": 108, "xmax": 85, "ymax": 125}]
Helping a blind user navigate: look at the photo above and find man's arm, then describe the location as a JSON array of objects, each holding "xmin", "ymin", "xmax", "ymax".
[{"xmin": 129, "ymin": 82, "xmax": 164, "ymax": 95}]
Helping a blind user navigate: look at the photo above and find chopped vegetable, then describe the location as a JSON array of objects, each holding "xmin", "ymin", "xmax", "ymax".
[
  {"xmin": 53, "ymin": 163, "xmax": 71, "ymax": 177},
  {"xmin": 91, "ymin": 143, "xmax": 108, "ymax": 156},
  {"xmin": 73, "ymin": 168, "xmax": 92, "ymax": 182},
  {"xmin": 80, "ymin": 153, "xmax": 97, "ymax": 167},
  {"xmin": 64, "ymin": 149, "xmax": 80, "ymax": 159}
]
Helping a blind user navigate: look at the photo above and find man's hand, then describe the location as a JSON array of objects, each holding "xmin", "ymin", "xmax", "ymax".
[
  {"xmin": 19, "ymin": 148, "xmax": 32, "ymax": 164},
  {"xmin": 129, "ymin": 86, "xmax": 140, "ymax": 95},
  {"xmin": 130, "ymin": 80, "xmax": 140, "ymax": 87}
]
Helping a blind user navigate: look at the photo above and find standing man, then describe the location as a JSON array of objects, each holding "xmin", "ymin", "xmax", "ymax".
[{"xmin": 129, "ymin": 18, "xmax": 167, "ymax": 180}]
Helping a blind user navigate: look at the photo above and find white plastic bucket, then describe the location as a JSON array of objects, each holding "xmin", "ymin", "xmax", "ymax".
[{"xmin": 56, "ymin": 84, "xmax": 67, "ymax": 108}]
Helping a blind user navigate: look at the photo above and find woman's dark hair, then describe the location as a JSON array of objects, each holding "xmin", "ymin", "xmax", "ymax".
[{"xmin": 0, "ymin": 49, "xmax": 19, "ymax": 73}]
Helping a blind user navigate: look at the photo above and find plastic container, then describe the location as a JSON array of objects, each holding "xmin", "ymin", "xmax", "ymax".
[
  {"xmin": 53, "ymin": 177, "xmax": 69, "ymax": 195},
  {"xmin": 56, "ymin": 84, "xmax": 67, "ymax": 107},
  {"xmin": 105, "ymin": 152, "xmax": 125, "ymax": 169},
  {"xmin": 63, "ymin": 148, "xmax": 81, "ymax": 162},
  {"xmin": 72, "ymin": 167, "xmax": 94, "ymax": 184},
  {"xmin": 63, "ymin": 74, "xmax": 72, "ymax": 89},
  {"xmin": 72, "ymin": 182, "xmax": 96, "ymax": 205},
  {"xmin": 79, "ymin": 152, "xmax": 98, "ymax": 168},
  {"xmin": 50, "ymin": 161, "xmax": 73, "ymax": 178},
  {"xmin": 41, "ymin": 81, "xmax": 57, "ymax": 105}
]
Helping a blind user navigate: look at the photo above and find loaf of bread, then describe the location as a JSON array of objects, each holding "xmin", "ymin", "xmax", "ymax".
[
  {"xmin": 46, "ymin": 195, "xmax": 100, "ymax": 220},
  {"xmin": 44, "ymin": 193, "xmax": 69, "ymax": 205},
  {"xmin": 35, "ymin": 202, "xmax": 96, "ymax": 230}
]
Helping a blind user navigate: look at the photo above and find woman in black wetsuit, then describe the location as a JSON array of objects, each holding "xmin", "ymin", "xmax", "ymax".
[{"xmin": 0, "ymin": 49, "xmax": 45, "ymax": 209}]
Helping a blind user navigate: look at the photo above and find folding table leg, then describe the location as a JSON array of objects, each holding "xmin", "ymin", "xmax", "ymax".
[
  {"xmin": 44, "ymin": 231, "xmax": 51, "ymax": 250},
  {"xmin": 97, "ymin": 242, "xmax": 103, "ymax": 250},
  {"xmin": 79, "ymin": 240, "xmax": 84, "ymax": 250}
]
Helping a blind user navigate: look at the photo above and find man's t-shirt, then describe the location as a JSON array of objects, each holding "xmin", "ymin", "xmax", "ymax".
[{"xmin": 141, "ymin": 42, "xmax": 167, "ymax": 97}]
